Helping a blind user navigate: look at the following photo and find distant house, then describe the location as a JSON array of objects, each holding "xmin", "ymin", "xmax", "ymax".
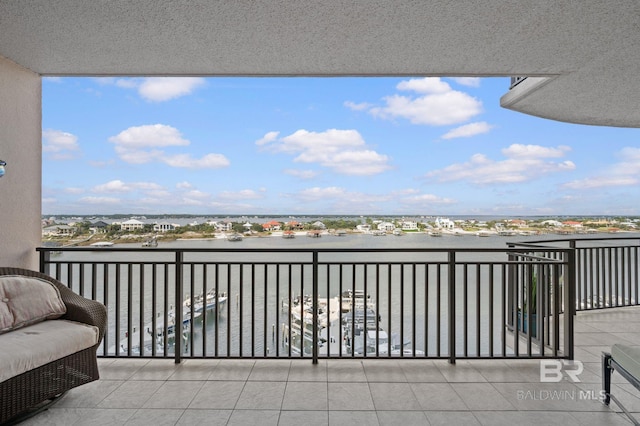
[
  {"xmin": 508, "ymin": 219, "xmax": 528, "ymax": 228},
  {"xmin": 90, "ymin": 221, "xmax": 109, "ymax": 233},
  {"xmin": 214, "ymin": 221, "xmax": 233, "ymax": 232},
  {"xmin": 153, "ymin": 222, "xmax": 176, "ymax": 232},
  {"xmin": 42, "ymin": 225, "xmax": 76, "ymax": 236},
  {"xmin": 262, "ymin": 220, "xmax": 282, "ymax": 231},
  {"xmin": 562, "ymin": 221, "xmax": 583, "ymax": 229},
  {"xmin": 120, "ymin": 219, "xmax": 144, "ymax": 231},
  {"xmin": 311, "ymin": 221, "xmax": 326, "ymax": 229},
  {"xmin": 377, "ymin": 222, "xmax": 395, "ymax": 232},
  {"xmin": 356, "ymin": 224, "xmax": 371, "ymax": 232},
  {"xmin": 435, "ymin": 217, "xmax": 454, "ymax": 229},
  {"xmin": 286, "ymin": 221, "xmax": 305, "ymax": 230},
  {"xmin": 541, "ymin": 220, "xmax": 563, "ymax": 227},
  {"xmin": 399, "ymin": 220, "xmax": 418, "ymax": 231}
]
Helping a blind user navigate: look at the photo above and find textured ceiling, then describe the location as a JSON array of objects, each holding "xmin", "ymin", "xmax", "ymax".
[{"xmin": 1, "ymin": 1, "xmax": 639, "ymax": 126}]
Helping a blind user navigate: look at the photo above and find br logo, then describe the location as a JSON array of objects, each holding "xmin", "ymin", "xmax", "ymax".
[{"xmin": 540, "ymin": 360, "xmax": 584, "ymax": 382}]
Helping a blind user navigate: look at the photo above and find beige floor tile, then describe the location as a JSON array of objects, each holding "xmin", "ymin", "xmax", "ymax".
[
  {"xmin": 328, "ymin": 382, "xmax": 375, "ymax": 410},
  {"xmin": 282, "ymin": 382, "xmax": 328, "ymax": 410}
]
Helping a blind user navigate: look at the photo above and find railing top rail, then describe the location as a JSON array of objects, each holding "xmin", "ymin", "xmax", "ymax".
[
  {"xmin": 508, "ymin": 235, "xmax": 640, "ymax": 248},
  {"xmin": 36, "ymin": 246, "xmax": 572, "ymax": 254}
]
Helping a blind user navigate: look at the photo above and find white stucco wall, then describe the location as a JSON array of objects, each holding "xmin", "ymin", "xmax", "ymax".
[{"xmin": 0, "ymin": 56, "xmax": 41, "ymax": 269}]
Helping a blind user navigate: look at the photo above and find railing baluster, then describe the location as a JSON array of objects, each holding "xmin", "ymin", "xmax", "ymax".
[{"xmin": 448, "ymin": 251, "xmax": 456, "ymax": 364}]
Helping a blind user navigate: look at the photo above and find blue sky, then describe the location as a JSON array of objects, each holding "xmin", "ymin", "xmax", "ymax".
[{"xmin": 42, "ymin": 76, "xmax": 640, "ymax": 216}]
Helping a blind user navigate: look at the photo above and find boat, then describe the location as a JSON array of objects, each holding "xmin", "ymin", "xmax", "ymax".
[
  {"xmin": 429, "ymin": 230, "xmax": 442, "ymax": 237},
  {"xmin": 183, "ymin": 288, "xmax": 228, "ymax": 315},
  {"xmin": 282, "ymin": 230, "xmax": 296, "ymax": 239},
  {"xmin": 282, "ymin": 295, "xmax": 329, "ymax": 355},
  {"xmin": 306, "ymin": 230, "xmax": 322, "ymax": 238},
  {"xmin": 142, "ymin": 236, "xmax": 158, "ymax": 247},
  {"xmin": 476, "ymin": 231, "xmax": 491, "ymax": 237},
  {"xmin": 110, "ymin": 288, "xmax": 227, "ymax": 355},
  {"xmin": 371, "ymin": 230, "xmax": 386, "ymax": 236},
  {"xmin": 392, "ymin": 229, "xmax": 403, "ymax": 236},
  {"xmin": 227, "ymin": 233, "xmax": 243, "ymax": 241},
  {"xmin": 110, "ymin": 308, "xmax": 200, "ymax": 355},
  {"xmin": 90, "ymin": 241, "xmax": 114, "ymax": 247},
  {"xmin": 335, "ymin": 229, "xmax": 347, "ymax": 237}
]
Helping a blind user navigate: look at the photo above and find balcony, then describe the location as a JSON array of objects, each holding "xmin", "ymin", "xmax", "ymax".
[
  {"xmin": 21, "ymin": 237, "xmax": 640, "ymax": 424},
  {"xmin": 18, "ymin": 307, "xmax": 639, "ymax": 425}
]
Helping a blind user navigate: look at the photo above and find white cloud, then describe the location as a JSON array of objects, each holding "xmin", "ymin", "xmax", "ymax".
[
  {"xmin": 95, "ymin": 77, "xmax": 205, "ymax": 102},
  {"xmin": 450, "ymin": 77, "xmax": 481, "ymax": 87},
  {"xmin": 441, "ymin": 121, "xmax": 493, "ymax": 140},
  {"xmin": 138, "ymin": 77, "xmax": 205, "ymax": 102},
  {"xmin": 344, "ymin": 101, "xmax": 373, "ymax": 111},
  {"xmin": 563, "ymin": 147, "xmax": 640, "ymax": 189},
  {"xmin": 93, "ymin": 180, "xmax": 164, "ymax": 193},
  {"xmin": 79, "ymin": 196, "xmax": 121, "ymax": 204},
  {"xmin": 296, "ymin": 186, "xmax": 349, "ymax": 201},
  {"xmin": 162, "ymin": 153, "xmax": 230, "ymax": 169},
  {"xmin": 109, "ymin": 124, "xmax": 189, "ymax": 149},
  {"xmin": 257, "ymin": 129, "xmax": 391, "ymax": 176},
  {"xmin": 176, "ymin": 181, "xmax": 193, "ymax": 189},
  {"xmin": 284, "ymin": 169, "xmax": 320, "ymax": 179},
  {"xmin": 255, "ymin": 131, "xmax": 280, "ymax": 146},
  {"xmin": 181, "ymin": 190, "xmax": 211, "ymax": 200},
  {"xmin": 401, "ymin": 193, "xmax": 455, "ymax": 205},
  {"xmin": 426, "ymin": 144, "xmax": 575, "ymax": 185},
  {"xmin": 109, "ymin": 124, "xmax": 229, "ymax": 168},
  {"xmin": 502, "ymin": 144, "xmax": 570, "ymax": 159},
  {"xmin": 42, "ymin": 129, "xmax": 80, "ymax": 160},
  {"xmin": 355, "ymin": 77, "xmax": 483, "ymax": 126},
  {"xmin": 397, "ymin": 78, "xmax": 452, "ymax": 94}
]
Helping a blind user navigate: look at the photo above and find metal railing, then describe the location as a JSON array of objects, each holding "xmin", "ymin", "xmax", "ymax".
[
  {"xmin": 37, "ymin": 245, "xmax": 575, "ymax": 363},
  {"xmin": 508, "ymin": 237, "xmax": 640, "ymax": 312}
]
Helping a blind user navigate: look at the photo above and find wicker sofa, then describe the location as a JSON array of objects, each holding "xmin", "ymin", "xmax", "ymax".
[{"xmin": 0, "ymin": 267, "xmax": 106, "ymax": 424}]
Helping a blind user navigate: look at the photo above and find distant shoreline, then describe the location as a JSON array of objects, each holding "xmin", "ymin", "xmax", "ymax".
[{"xmin": 45, "ymin": 227, "xmax": 638, "ymax": 248}]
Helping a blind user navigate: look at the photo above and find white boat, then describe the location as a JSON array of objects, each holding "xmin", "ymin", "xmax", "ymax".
[
  {"xmin": 183, "ymin": 288, "xmax": 228, "ymax": 314},
  {"xmin": 392, "ymin": 229, "xmax": 403, "ymax": 236},
  {"xmin": 142, "ymin": 236, "xmax": 158, "ymax": 247},
  {"xmin": 282, "ymin": 295, "xmax": 329, "ymax": 355},
  {"xmin": 90, "ymin": 241, "xmax": 114, "ymax": 247},
  {"xmin": 371, "ymin": 230, "xmax": 386, "ymax": 236},
  {"xmin": 227, "ymin": 233, "xmax": 243, "ymax": 241},
  {"xmin": 109, "ymin": 309, "xmax": 200, "ymax": 355}
]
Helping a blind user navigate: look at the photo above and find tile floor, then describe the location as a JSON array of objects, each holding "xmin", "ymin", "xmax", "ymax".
[{"xmin": 18, "ymin": 307, "xmax": 640, "ymax": 425}]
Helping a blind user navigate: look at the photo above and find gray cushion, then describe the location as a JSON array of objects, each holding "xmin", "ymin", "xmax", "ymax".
[
  {"xmin": 0, "ymin": 275, "xmax": 66, "ymax": 334},
  {"xmin": 612, "ymin": 344, "xmax": 640, "ymax": 381},
  {"xmin": 0, "ymin": 319, "xmax": 99, "ymax": 382}
]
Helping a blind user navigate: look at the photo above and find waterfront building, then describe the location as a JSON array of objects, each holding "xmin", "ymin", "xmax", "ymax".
[{"xmin": 119, "ymin": 219, "xmax": 144, "ymax": 231}]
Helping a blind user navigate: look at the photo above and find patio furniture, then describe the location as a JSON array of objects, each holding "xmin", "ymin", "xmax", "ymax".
[
  {"xmin": 0, "ymin": 267, "xmax": 106, "ymax": 424},
  {"xmin": 603, "ymin": 344, "xmax": 640, "ymax": 425}
]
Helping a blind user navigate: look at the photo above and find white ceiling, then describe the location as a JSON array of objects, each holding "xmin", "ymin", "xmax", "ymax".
[{"xmin": 1, "ymin": 1, "xmax": 639, "ymax": 127}]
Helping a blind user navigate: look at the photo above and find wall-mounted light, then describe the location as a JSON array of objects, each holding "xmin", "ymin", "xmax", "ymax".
[{"xmin": 0, "ymin": 160, "xmax": 5, "ymax": 178}]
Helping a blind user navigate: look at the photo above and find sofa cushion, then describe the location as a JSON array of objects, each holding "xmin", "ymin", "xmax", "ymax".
[
  {"xmin": 612, "ymin": 343, "xmax": 640, "ymax": 382},
  {"xmin": 0, "ymin": 319, "xmax": 99, "ymax": 383},
  {"xmin": 0, "ymin": 275, "xmax": 66, "ymax": 334}
]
